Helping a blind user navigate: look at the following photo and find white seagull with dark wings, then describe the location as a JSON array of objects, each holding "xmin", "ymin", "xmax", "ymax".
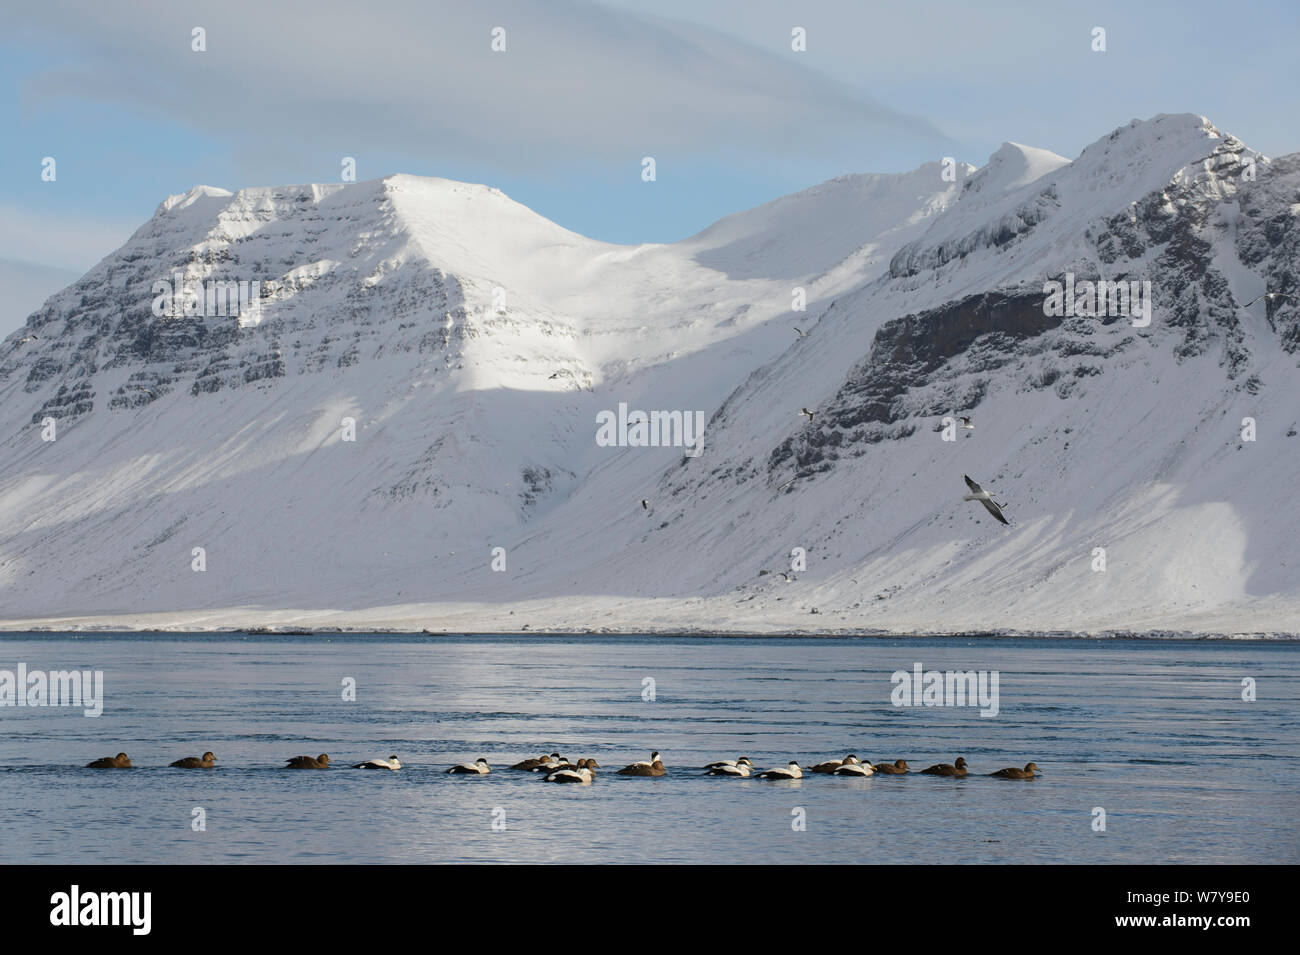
[{"xmin": 962, "ymin": 474, "xmax": 1010, "ymax": 525}]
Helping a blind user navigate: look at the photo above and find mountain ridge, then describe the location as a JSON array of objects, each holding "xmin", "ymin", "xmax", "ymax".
[{"xmin": 1, "ymin": 112, "xmax": 1296, "ymax": 635}]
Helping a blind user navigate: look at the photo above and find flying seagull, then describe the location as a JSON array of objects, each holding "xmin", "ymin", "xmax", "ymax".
[
  {"xmin": 1243, "ymin": 292, "xmax": 1294, "ymax": 308},
  {"xmin": 794, "ymin": 327, "xmax": 806, "ymax": 338},
  {"xmin": 776, "ymin": 477, "xmax": 797, "ymax": 492},
  {"xmin": 548, "ymin": 371, "xmax": 561, "ymax": 379},
  {"xmin": 958, "ymin": 416, "xmax": 974, "ymax": 429},
  {"xmin": 641, "ymin": 499, "xmax": 648, "ymax": 511},
  {"xmin": 962, "ymin": 475, "xmax": 1009, "ymax": 525},
  {"xmin": 799, "ymin": 408, "xmax": 815, "ymax": 422}
]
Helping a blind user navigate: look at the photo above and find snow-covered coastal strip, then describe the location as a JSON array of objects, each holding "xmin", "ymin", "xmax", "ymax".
[{"xmin": 1, "ymin": 591, "xmax": 1297, "ymax": 639}]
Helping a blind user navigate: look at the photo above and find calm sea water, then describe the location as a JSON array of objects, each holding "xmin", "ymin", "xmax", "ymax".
[{"xmin": 0, "ymin": 633, "xmax": 1296, "ymax": 864}]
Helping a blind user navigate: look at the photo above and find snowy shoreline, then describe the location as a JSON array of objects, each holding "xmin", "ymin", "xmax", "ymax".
[{"xmin": 1, "ymin": 616, "xmax": 1294, "ymax": 641}]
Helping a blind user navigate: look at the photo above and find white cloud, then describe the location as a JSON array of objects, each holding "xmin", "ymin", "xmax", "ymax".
[{"xmin": 14, "ymin": 0, "xmax": 950, "ymax": 176}]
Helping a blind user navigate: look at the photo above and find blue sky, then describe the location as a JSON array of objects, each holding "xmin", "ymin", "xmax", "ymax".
[{"xmin": 2, "ymin": 0, "xmax": 1297, "ymax": 282}]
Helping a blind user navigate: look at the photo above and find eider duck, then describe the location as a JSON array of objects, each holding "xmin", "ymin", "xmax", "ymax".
[
  {"xmin": 620, "ymin": 750, "xmax": 660, "ymax": 770},
  {"xmin": 352, "ymin": 755, "xmax": 402, "ymax": 770},
  {"xmin": 545, "ymin": 758, "xmax": 599, "ymax": 783},
  {"xmin": 755, "ymin": 761, "xmax": 803, "ymax": 780},
  {"xmin": 701, "ymin": 756, "xmax": 754, "ymax": 771},
  {"xmin": 285, "ymin": 754, "xmax": 331, "ymax": 769},
  {"xmin": 989, "ymin": 762, "xmax": 1041, "ymax": 779},
  {"xmin": 509, "ymin": 753, "xmax": 553, "ymax": 770},
  {"xmin": 872, "ymin": 759, "xmax": 908, "ymax": 774},
  {"xmin": 832, "ymin": 760, "xmax": 875, "ymax": 776},
  {"xmin": 86, "ymin": 752, "xmax": 132, "ymax": 769},
  {"xmin": 920, "ymin": 757, "xmax": 968, "ymax": 777},
  {"xmin": 705, "ymin": 761, "xmax": 751, "ymax": 777},
  {"xmin": 512, "ymin": 752, "xmax": 564, "ymax": 771},
  {"xmin": 170, "ymin": 751, "xmax": 218, "ymax": 769},
  {"xmin": 810, "ymin": 754, "xmax": 861, "ymax": 774},
  {"xmin": 617, "ymin": 755, "xmax": 666, "ymax": 777},
  {"xmin": 447, "ymin": 757, "xmax": 491, "ymax": 775}
]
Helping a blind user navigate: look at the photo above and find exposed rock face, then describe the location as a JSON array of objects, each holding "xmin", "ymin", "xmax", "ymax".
[
  {"xmin": 770, "ymin": 291, "xmax": 1062, "ymax": 477},
  {"xmin": 2, "ymin": 181, "xmax": 479, "ymax": 432},
  {"xmin": 754, "ymin": 119, "xmax": 1298, "ymax": 489}
]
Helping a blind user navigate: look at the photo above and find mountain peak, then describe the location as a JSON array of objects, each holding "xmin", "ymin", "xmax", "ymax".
[
  {"xmin": 155, "ymin": 184, "xmax": 234, "ymax": 216},
  {"xmin": 963, "ymin": 141, "xmax": 1070, "ymax": 198}
]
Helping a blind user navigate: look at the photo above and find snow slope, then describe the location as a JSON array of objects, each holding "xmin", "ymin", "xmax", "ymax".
[{"xmin": 0, "ymin": 113, "xmax": 1296, "ymax": 635}]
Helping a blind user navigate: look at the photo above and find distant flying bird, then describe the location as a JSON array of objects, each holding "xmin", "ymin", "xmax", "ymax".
[
  {"xmin": 18, "ymin": 335, "xmax": 37, "ymax": 343},
  {"xmin": 776, "ymin": 477, "xmax": 797, "ymax": 492},
  {"xmin": 641, "ymin": 499, "xmax": 648, "ymax": 510},
  {"xmin": 1243, "ymin": 292, "xmax": 1294, "ymax": 308},
  {"xmin": 962, "ymin": 475, "xmax": 1010, "ymax": 525},
  {"xmin": 778, "ymin": 572, "xmax": 794, "ymax": 582},
  {"xmin": 958, "ymin": 416, "xmax": 974, "ymax": 429},
  {"xmin": 799, "ymin": 408, "xmax": 815, "ymax": 422},
  {"xmin": 548, "ymin": 371, "xmax": 561, "ymax": 379},
  {"xmin": 794, "ymin": 327, "xmax": 806, "ymax": 338}
]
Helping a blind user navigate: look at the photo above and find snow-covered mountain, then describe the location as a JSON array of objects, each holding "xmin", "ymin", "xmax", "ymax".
[{"xmin": 1, "ymin": 113, "xmax": 1296, "ymax": 636}]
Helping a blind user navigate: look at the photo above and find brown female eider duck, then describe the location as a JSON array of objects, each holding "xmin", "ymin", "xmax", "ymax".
[
  {"xmin": 873, "ymin": 759, "xmax": 908, "ymax": 774},
  {"xmin": 512, "ymin": 752, "xmax": 564, "ymax": 771},
  {"xmin": 618, "ymin": 750, "xmax": 659, "ymax": 770},
  {"xmin": 617, "ymin": 753, "xmax": 666, "ymax": 776},
  {"xmin": 989, "ymin": 762, "xmax": 1041, "ymax": 779},
  {"xmin": 86, "ymin": 752, "xmax": 132, "ymax": 769},
  {"xmin": 810, "ymin": 754, "xmax": 861, "ymax": 774},
  {"xmin": 352, "ymin": 756, "xmax": 402, "ymax": 770},
  {"xmin": 447, "ymin": 757, "xmax": 491, "ymax": 775},
  {"xmin": 170, "ymin": 751, "xmax": 218, "ymax": 769},
  {"xmin": 285, "ymin": 754, "xmax": 331, "ymax": 769},
  {"xmin": 920, "ymin": 757, "xmax": 968, "ymax": 777}
]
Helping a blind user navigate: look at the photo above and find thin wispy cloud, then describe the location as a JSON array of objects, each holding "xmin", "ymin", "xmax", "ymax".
[{"xmin": 14, "ymin": 0, "xmax": 951, "ymax": 179}]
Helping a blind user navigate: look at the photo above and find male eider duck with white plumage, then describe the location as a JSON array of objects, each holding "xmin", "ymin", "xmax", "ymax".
[
  {"xmin": 832, "ymin": 759, "xmax": 874, "ymax": 776},
  {"xmin": 352, "ymin": 755, "xmax": 402, "ymax": 771},
  {"xmin": 702, "ymin": 756, "xmax": 753, "ymax": 772},
  {"xmin": 446, "ymin": 757, "xmax": 491, "ymax": 775},
  {"xmin": 545, "ymin": 758, "xmax": 599, "ymax": 783},
  {"xmin": 755, "ymin": 761, "xmax": 802, "ymax": 780},
  {"xmin": 705, "ymin": 760, "xmax": 751, "ymax": 777}
]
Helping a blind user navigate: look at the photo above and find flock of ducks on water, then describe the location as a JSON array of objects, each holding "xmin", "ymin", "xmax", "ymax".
[
  {"xmin": 82, "ymin": 750, "xmax": 1042, "ymax": 781},
  {"xmin": 701, "ymin": 755, "xmax": 1040, "ymax": 779}
]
